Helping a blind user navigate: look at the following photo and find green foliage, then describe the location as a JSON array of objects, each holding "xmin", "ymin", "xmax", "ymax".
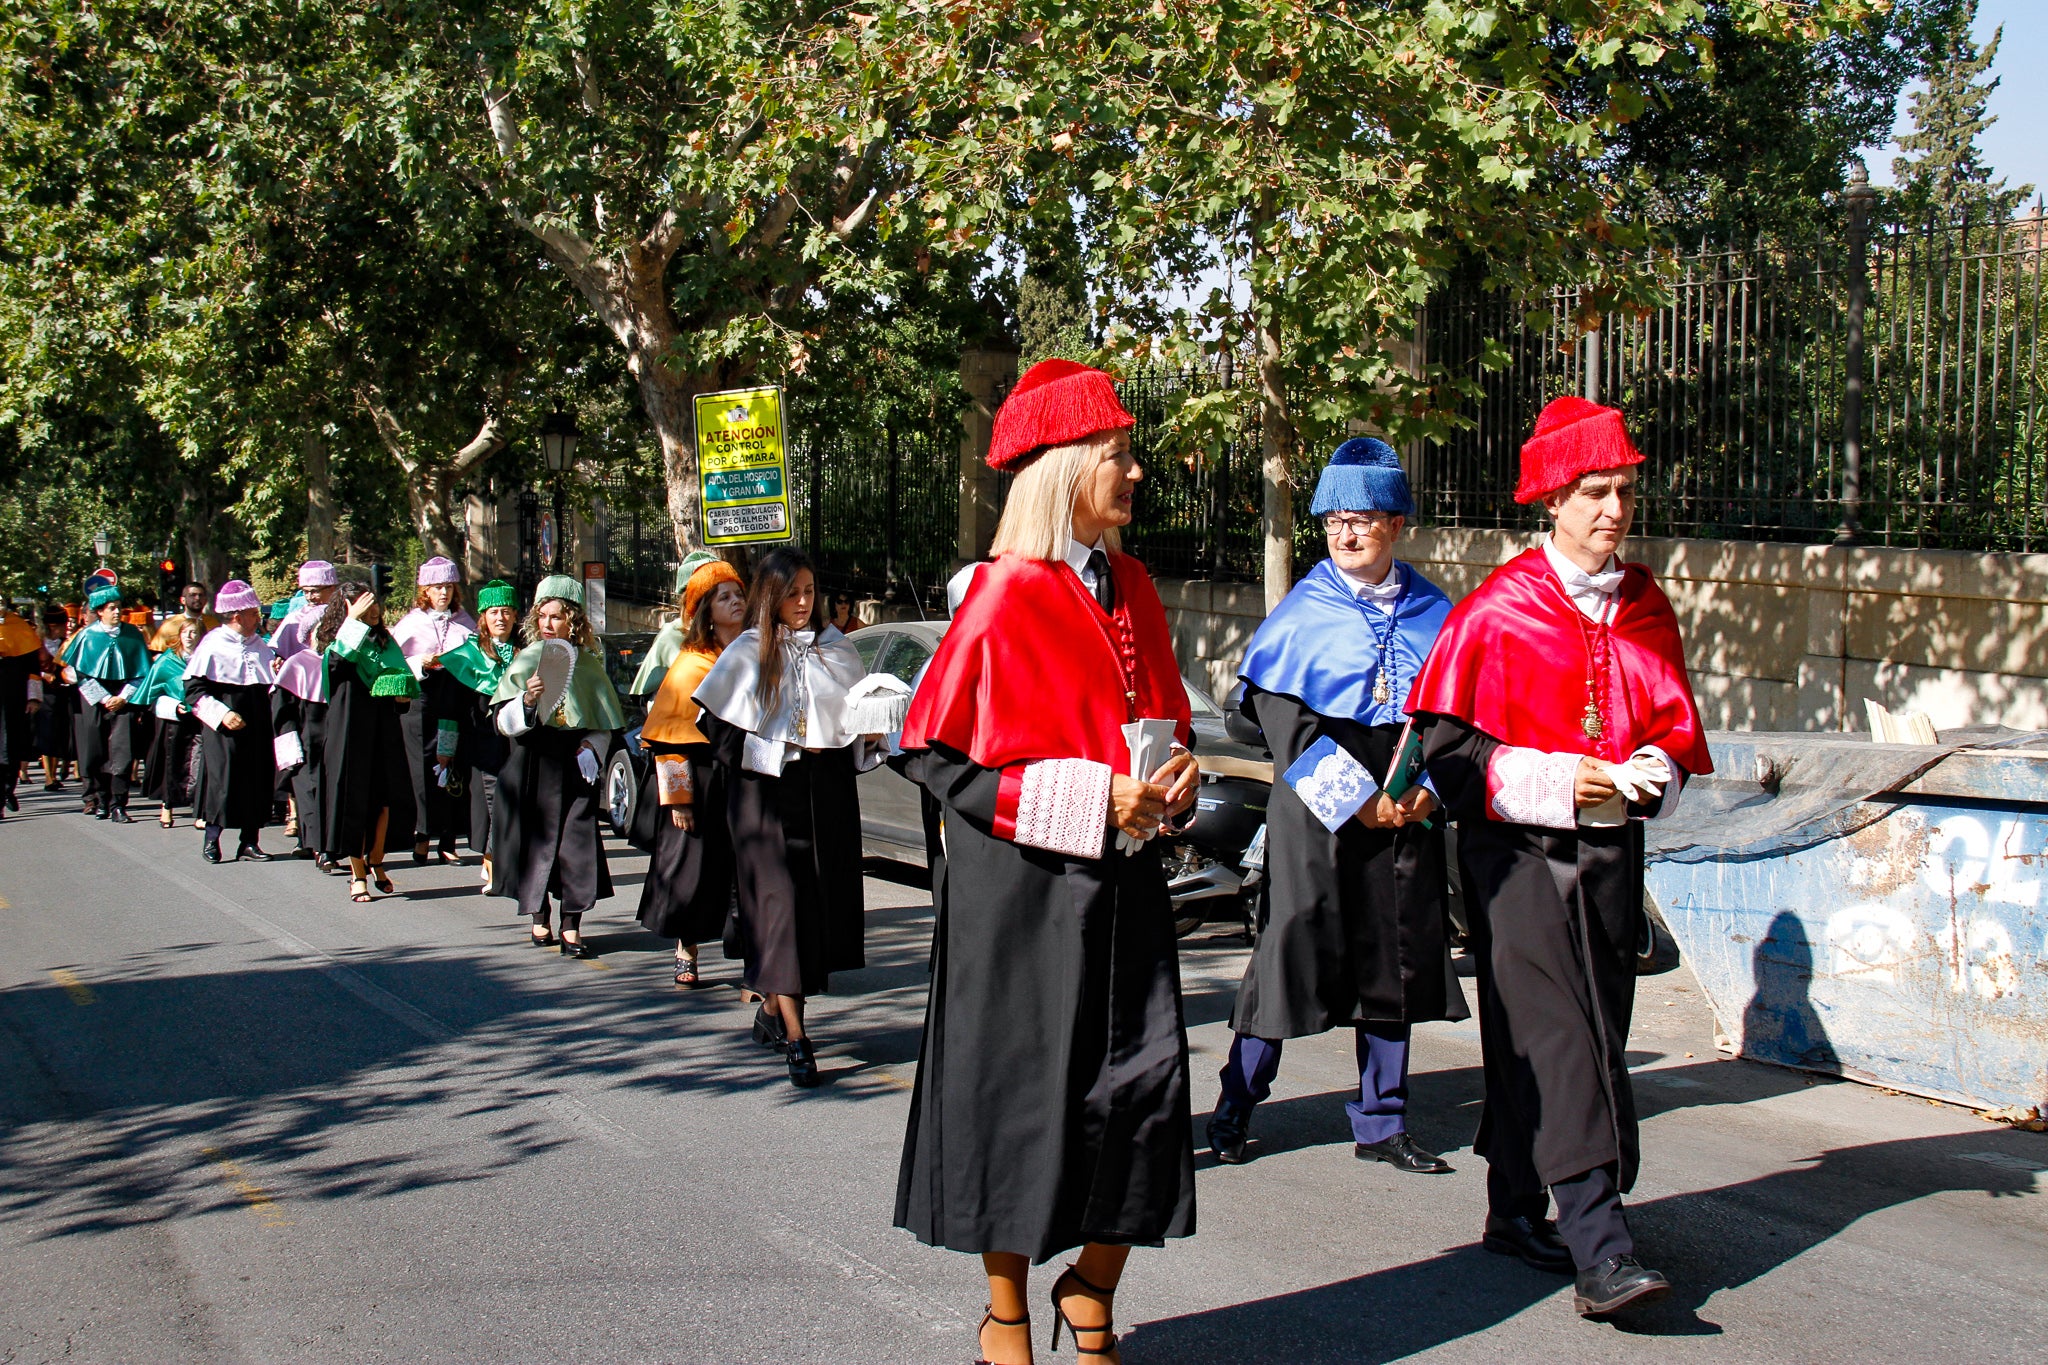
[{"xmin": 1891, "ymin": 0, "xmax": 2031, "ymax": 225}]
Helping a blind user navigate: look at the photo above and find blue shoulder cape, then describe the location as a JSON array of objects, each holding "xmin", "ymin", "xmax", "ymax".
[{"xmin": 1237, "ymin": 557, "xmax": 1452, "ymax": 725}]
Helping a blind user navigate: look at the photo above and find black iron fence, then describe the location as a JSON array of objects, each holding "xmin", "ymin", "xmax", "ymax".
[{"xmin": 1418, "ymin": 208, "xmax": 2048, "ymax": 552}]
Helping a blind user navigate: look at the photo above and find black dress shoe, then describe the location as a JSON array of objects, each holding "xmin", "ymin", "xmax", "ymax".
[
  {"xmin": 1573, "ymin": 1255, "xmax": 1671, "ymax": 1316},
  {"xmin": 236, "ymin": 844, "xmax": 273, "ymax": 862},
  {"xmin": 1355, "ymin": 1132, "xmax": 1453, "ymax": 1174},
  {"xmin": 201, "ymin": 838, "xmax": 222, "ymax": 864},
  {"xmin": 558, "ymin": 937, "xmax": 595, "ymax": 959},
  {"xmin": 1482, "ymin": 1213, "xmax": 1575, "ymax": 1274},
  {"xmin": 751, "ymin": 1003, "xmax": 788, "ymax": 1050},
  {"xmin": 94, "ymin": 803, "xmax": 111, "ymax": 819},
  {"xmin": 107, "ymin": 807, "xmax": 135, "ymax": 824},
  {"xmin": 785, "ymin": 1037, "xmax": 820, "ymax": 1088},
  {"xmin": 1207, "ymin": 1104, "xmax": 1252, "ymax": 1165}
]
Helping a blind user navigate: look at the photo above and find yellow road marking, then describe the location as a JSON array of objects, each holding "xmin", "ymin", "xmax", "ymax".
[
  {"xmin": 0, "ymin": 893, "xmax": 11, "ymax": 909},
  {"xmin": 583, "ymin": 958, "xmax": 611, "ymax": 971},
  {"xmin": 199, "ymin": 1147, "xmax": 292, "ymax": 1227},
  {"xmin": 49, "ymin": 969, "xmax": 95, "ymax": 1006}
]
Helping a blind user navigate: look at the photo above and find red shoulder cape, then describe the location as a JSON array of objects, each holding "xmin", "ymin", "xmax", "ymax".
[
  {"xmin": 1406, "ymin": 547, "xmax": 1713, "ymax": 775},
  {"xmin": 901, "ymin": 552, "xmax": 1192, "ymax": 770}
]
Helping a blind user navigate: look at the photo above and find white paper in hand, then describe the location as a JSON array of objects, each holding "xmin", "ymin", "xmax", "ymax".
[
  {"xmin": 1118, "ymin": 718, "xmax": 1180, "ymax": 855},
  {"xmin": 273, "ymin": 731, "xmax": 305, "ymax": 772},
  {"xmin": 534, "ymin": 637, "xmax": 576, "ymax": 722}
]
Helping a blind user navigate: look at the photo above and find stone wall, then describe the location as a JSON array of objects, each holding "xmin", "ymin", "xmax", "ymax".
[{"xmin": 1157, "ymin": 528, "xmax": 2048, "ymax": 732}]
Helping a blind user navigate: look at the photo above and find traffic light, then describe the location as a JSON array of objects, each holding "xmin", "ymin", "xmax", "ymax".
[
  {"xmin": 159, "ymin": 559, "xmax": 178, "ymax": 603},
  {"xmin": 369, "ymin": 563, "xmax": 389, "ymax": 600}
]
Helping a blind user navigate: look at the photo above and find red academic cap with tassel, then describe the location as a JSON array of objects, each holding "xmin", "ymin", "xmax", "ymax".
[
  {"xmin": 986, "ymin": 359, "xmax": 1136, "ymax": 472},
  {"xmin": 1514, "ymin": 396, "xmax": 1645, "ymax": 504}
]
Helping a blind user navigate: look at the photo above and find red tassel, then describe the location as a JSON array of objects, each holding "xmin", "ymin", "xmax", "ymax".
[{"xmin": 1514, "ymin": 397, "xmax": 1644, "ymax": 503}]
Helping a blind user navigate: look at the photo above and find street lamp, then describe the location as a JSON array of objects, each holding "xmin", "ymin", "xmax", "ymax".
[
  {"xmin": 539, "ymin": 406, "xmax": 580, "ymax": 573},
  {"xmin": 93, "ymin": 529, "xmax": 111, "ymax": 560}
]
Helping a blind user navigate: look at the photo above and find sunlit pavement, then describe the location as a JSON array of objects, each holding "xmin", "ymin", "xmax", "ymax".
[{"xmin": 2, "ymin": 783, "xmax": 2043, "ymax": 1363}]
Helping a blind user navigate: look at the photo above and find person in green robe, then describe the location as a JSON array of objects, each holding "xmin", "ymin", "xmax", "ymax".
[
  {"xmin": 132, "ymin": 619, "xmax": 203, "ymax": 828},
  {"xmin": 318, "ymin": 584, "xmax": 420, "ymax": 902},
  {"xmin": 487, "ymin": 575, "xmax": 625, "ymax": 959},
  {"xmin": 627, "ymin": 551, "xmax": 724, "ymax": 697},
  {"xmin": 439, "ymin": 579, "xmax": 522, "ymax": 887},
  {"xmin": 61, "ymin": 583, "xmax": 151, "ymax": 821}
]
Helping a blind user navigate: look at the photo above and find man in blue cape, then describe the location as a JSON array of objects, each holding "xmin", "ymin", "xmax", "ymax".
[{"xmin": 1208, "ymin": 437, "xmax": 1471, "ymax": 1179}]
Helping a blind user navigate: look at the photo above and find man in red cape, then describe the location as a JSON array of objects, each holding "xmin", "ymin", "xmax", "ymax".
[
  {"xmin": 1408, "ymin": 395, "xmax": 1712, "ymax": 1318},
  {"xmin": 892, "ymin": 359, "xmax": 1198, "ymax": 1365}
]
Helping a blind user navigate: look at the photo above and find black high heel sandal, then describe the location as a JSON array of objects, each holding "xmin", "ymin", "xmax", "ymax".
[
  {"xmin": 973, "ymin": 1307, "xmax": 1031, "ymax": 1365},
  {"xmin": 370, "ymin": 866, "xmax": 395, "ymax": 895},
  {"xmin": 1048, "ymin": 1266, "xmax": 1120, "ymax": 1359}
]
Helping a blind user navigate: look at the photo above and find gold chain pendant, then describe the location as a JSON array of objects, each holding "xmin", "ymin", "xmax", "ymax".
[
  {"xmin": 1582, "ymin": 699, "xmax": 1604, "ymax": 741},
  {"xmin": 1373, "ymin": 676, "xmax": 1391, "ymax": 705}
]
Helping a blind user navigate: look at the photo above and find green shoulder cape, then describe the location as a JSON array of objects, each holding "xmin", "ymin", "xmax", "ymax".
[
  {"xmin": 629, "ymin": 620, "xmax": 686, "ymax": 695},
  {"xmin": 492, "ymin": 640, "xmax": 626, "ymax": 731},
  {"xmin": 63, "ymin": 623, "xmax": 151, "ymax": 683},
  {"xmin": 325, "ymin": 622, "xmax": 421, "ymax": 699},
  {"xmin": 440, "ymin": 635, "xmax": 518, "ymax": 696},
  {"xmin": 129, "ymin": 649, "xmax": 191, "ymax": 709}
]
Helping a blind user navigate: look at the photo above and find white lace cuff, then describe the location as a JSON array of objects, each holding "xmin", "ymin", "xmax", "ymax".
[
  {"xmin": 1003, "ymin": 758, "xmax": 1113, "ymax": 860},
  {"xmin": 1487, "ymin": 746, "xmax": 1580, "ymax": 830}
]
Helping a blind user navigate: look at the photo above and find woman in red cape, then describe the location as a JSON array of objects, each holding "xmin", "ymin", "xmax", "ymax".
[
  {"xmin": 893, "ymin": 360, "xmax": 1198, "ymax": 1365},
  {"xmin": 1409, "ymin": 396, "xmax": 1711, "ymax": 1319}
]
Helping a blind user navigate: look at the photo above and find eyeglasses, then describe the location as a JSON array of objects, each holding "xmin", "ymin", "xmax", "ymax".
[{"xmin": 1322, "ymin": 512, "xmax": 1397, "ymax": 536}]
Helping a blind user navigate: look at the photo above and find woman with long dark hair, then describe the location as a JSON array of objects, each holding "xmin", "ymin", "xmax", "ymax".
[
  {"xmin": 391, "ymin": 557, "xmax": 476, "ymax": 864},
  {"xmin": 486, "ymin": 576, "xmax": 625, "ymax": 958},
  {"xmin": 438, "ymin": 580, "xmax": 522, "ymax": 890},
  {"xmin": 693, "ymin": 548, "xmax": 872, "ymax": 1088},
  {"xmin": 318, "ymin": 582, "xmax": 419, "ymax": 903},
  {"xmin": 135, "ymin": 620, "xmax": 203, "ymax": 829},
  {"xmin": 635, "ymin": 558, "xmax": 746, "ymax": 985}
]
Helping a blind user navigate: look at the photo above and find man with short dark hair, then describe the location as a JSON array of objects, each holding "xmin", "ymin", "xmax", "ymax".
[
  {"xmin": 150, "ymin": 580, "xmax": 219, "ymax": 652},
  {"xmin": 1410, "ymin": 396, "xmax": 1713, "ymax": 1318}
]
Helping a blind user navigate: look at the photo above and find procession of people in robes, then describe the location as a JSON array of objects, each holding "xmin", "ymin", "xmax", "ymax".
[{"xmin": 2, "ymin": 371, "xmax": 1714, "ymax": 1347}]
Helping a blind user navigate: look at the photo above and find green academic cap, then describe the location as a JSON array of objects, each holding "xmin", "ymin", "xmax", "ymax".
[
  {"xmin": 674, "ymin": 550, "xmax": 720, "ymax": 594},
  {"xmin": 476, "ymin": 579, "xmax": 519, "ymax": 611},
  {"xmin": 533, "ymin": 574, "xmax": 584, "ymax": 608},
  {"xmin": 87, "ymin": 584, "xmax": 122, "ymax": 611}
]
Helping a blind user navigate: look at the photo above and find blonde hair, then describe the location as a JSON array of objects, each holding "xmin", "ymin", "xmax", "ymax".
[{"xmin": 989, "ymin": 437, "xmax": 1125, "ymax": 561}]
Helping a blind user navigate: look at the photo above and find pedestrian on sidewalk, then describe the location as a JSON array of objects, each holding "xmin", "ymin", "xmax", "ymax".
[
  {"xmin": 891, "ymin": 359, "xmax": 1199, "ymax": 1365},
  {"xmin": 133, "ymin": 620, "xmax": 202, "ymax": 829},
  {"xmin": 35, "ymin": 605, "xmax": 77, "ymax": 793},
  {"xmin": 486, "ymin": 575, "xmax": 624, "ymax": 958},
  {"xmin": 61, "ymin": 583, "xmax": 150, "ymax": 821},
  {"xmin": 0, "ymin": 604, "xmax": 43, "ymax": 817},
  {"xmin": 692, "ymin": 549, "xmax": 872, "ymax": 1089},
  {"xmin": 1208, "ymin": 437, "xmax": 1467, "ymax": 1176},
  {"xmin": 1409, "ymin": 396, "xmax": 1713, "ymax": 1318},
  {"xmin": 269, "ymin": 561, "xmax": 338, "ymax": 661},
  {"xmin": 272, "ymin": 616, "xmax": 336, "ymax": 871},
  {"xmin": 182, "ymin": 582, "xmax": 279, "ymax": 864},
  {"xmin": 634, "ymin": 557, "xmax": 746, "ymax": 987},
  {"xmin": 437, "ymin": 579, "xmax": 521, "ymax": 891},
  {"xmin": 149, "ymin": 580, "xmax": 219, "ymax": 653},
  {"xmin": 392, "ymin": 557, "xmax": 476, "ymax": 866},
  {"xmin": 319, "ymin": 583, "xmax": 419, "ymax": 902}
]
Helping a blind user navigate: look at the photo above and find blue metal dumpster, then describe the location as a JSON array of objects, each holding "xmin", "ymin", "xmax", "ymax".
[{"xmin": 1645, "ymin": 733, "xmax": 2048, "ymax": 1113}]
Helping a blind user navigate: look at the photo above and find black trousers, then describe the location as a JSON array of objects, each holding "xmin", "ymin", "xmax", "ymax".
[
  {"xmin": 75, "ymin": 706, "xmax": 135, "ymax": 807},
  {"xmin": 1489, "ymin": 1161, "xmax": 1633, "ymax": 1269}
]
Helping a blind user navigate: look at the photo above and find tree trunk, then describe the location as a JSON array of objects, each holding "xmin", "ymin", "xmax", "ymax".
[
  {"xmin": 409, "ymin": 468, "xmax": 463, "ymax": 563},
  {"xmin": 304, "ymin": 430, "xmax": 337, "ymax": 562},
  {"xmin": 1253, "ymin": 189, "xmax": 1295, "ymax": 613},
  {"xmin": 630, "ymin": 352, "xmax": 709, "ymax": 556}
]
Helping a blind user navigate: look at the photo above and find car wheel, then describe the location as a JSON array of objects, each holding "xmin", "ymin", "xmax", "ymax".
[
  {"xmin": 605, "ymin": 749, "xmax": 636, "ymax": 837},
  {"xmin": 1173, "ymin": 913, "xmax": 1205, "ymax": 939}
]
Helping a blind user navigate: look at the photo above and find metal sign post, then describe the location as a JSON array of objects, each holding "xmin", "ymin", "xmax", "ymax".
[{"xmin": 694, "ymin": 386, "xmax": 793, "ymax": 546}]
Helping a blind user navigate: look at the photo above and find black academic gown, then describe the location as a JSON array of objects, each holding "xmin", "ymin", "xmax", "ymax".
[
  {"xmin": 144, "ymin": 704, "xmax": 201, "ymax": 807},
  {"xmin": 72, "ymin": 693, "xmax": 137, "ymax": 804},
  {"xmin": 403, "ymin": 668, "xmax": 471, "ymax": 846},
  {"xmin": 633, "ymin": 741, "xmax": 734, "ymax": 944},
  {"xmin": 0, "ymin": 652, "xmax": 34, "ymax": 791},
  {"xmin": 1421, "ymin": 716, "xmax": 1645, "ymax": 1197},
  {"xmin": 893, "ymin": 743, "xmax": 1196, "ymax": 1264},
  {"xmin": 1230, "ymin": 687, "xmax": 1467, "ymax": 1038},
  {"xmin": 319, "ymin": 657, "xmax": 417, "ymax": 860},
  {"xmin": 486, "ymin": 703, "xmax": 616, "ymax": 918},
  {"xmin": 185, "ymin": 678, "xmax": 276, "ymax": 833},
  {"xmin": 271, "ymin": 689, "xmax": 327, "ymax": 854},
  {"xmin": 699, "ymin": 713, "xmax": 864, "ymax": 997},
  {"xmin": 35, "ymin": 644, "xmax": 76, "ymax": 764},
  {"xmin": 462, "ymin": 687, "xmax": 509, "ymax": 856}
]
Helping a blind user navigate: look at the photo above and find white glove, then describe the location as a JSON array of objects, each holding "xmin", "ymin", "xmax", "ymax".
[{"xmin": 576, "ymin": 747, "xmax": 601, "ymax": 785}]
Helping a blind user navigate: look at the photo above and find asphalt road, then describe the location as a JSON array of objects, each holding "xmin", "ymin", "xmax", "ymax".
[{"xmin": 2, "ymin": 782, "xmax": 2045, "ymax": 1364}]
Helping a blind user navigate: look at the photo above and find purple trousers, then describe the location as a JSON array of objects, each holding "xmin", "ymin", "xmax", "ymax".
[{"xmin": 1218, "ymin": 1023, "xmax": 1411, "ymax": 1144}]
